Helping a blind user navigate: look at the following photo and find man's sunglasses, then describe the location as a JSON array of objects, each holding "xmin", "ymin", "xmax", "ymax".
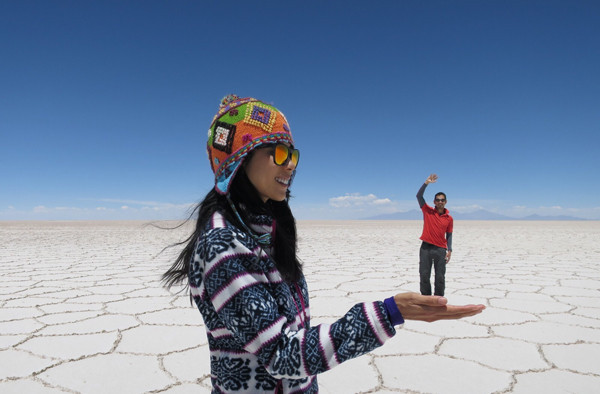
[
  {"xmin": 268, "ymin": 143, "xmax": 300, "ymax": 167},
  {"xmin": 435, "ymin": 198, "xmax": 446, "ymax": 202}
]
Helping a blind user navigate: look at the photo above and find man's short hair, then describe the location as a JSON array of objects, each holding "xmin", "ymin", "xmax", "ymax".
[{"xmin": 435, "ymin": 192, "xmax": 447, "ymax": 200}]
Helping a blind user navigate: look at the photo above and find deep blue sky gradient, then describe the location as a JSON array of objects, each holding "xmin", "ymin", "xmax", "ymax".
[{"xmin": 1, "ymin": 0, "xmax": 599, "ymax": 220}]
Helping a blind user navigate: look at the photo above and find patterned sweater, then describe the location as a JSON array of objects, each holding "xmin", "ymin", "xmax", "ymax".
[{"xmin": 189, "ymin": 210, "xmax": 398, "ymax": 393}]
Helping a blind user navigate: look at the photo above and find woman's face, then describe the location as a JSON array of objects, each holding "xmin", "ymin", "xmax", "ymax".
[{"xmin": 244, "ymin": 144, "xmax": 297, "ymax": 202}]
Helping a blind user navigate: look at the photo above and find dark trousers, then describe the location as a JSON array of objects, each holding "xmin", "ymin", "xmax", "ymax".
[{"xmin": 419, "ymin": 242, "xmax": 447, "ymax": 296}]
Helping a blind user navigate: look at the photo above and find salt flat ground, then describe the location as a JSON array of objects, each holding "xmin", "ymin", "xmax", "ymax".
[{"xmin": 0, "ymin": 220, "xmax": 599, "ymax": 393}]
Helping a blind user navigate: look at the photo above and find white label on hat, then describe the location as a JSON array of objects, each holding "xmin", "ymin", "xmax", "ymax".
[{"xmin": 215, "ymin": 126, "xmax": 230, "ymax": 146}]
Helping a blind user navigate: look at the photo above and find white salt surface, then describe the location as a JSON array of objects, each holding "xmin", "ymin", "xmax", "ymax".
[{"xmin": 1, "ymin": 220, "xmax": 599, "ymax": 393}]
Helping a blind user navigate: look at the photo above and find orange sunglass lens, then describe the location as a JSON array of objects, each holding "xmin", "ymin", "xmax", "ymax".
[
  {"xmin": 274, "ymin": 145, "xmax": 289, "ymax": 165},
  {"xmin": 274, "ymin": 144, "xmax": 299, "ymax": 166},
  {"xmin": 290, "ymin": 149, "xmax": 299, "ymax": 166}
]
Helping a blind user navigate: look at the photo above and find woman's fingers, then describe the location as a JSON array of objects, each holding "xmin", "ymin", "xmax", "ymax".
[{"xmin": 394, "ymin": 292, "xmax": 485, "ymax": 322}]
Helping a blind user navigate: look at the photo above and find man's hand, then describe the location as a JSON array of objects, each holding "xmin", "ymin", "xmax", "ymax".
[
  {"xmin": 393, "ymin": 292, "xmax": 485, "ymax": 322},
  {"xmin": 446, "ymin": 251, "xmax": 452, "ymax": 264},
  {"xmin": 425, "ymin": 174, "xmax": 438, "ymax": 184}
]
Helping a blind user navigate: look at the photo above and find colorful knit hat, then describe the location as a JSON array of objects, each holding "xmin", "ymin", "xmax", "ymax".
[{"xmin": 207, "ymin": 94, "xmax": 294, "ymax": 194}]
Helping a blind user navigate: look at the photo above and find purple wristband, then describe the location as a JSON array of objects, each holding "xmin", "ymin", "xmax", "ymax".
[{"xmin": 384, "ymin": 297, "xmax": 405, "ymax": 326}]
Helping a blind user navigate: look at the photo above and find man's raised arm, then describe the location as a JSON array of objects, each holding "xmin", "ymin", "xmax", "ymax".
[{"xmin": 417, "ymin": 174, "xmax": 438, "ymax": 208}]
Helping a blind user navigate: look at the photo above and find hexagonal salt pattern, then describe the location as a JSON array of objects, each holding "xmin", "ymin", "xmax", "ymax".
[{"xmin": 1, "ymin": 220, "xmax": 599, "ymax": 393}]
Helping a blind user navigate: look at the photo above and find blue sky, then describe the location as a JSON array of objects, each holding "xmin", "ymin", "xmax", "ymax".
[{"xmin": 1, "ymin": 0, "xmax": 599, "ymax": 220}]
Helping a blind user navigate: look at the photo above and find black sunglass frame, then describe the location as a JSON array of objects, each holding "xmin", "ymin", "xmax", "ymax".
[{"xmin": 266, "ymin": 143, "xmax": 299, "ymax": 167}]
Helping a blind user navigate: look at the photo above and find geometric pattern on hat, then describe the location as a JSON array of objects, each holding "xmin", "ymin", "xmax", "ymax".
[
  {"xmin": 212, "ymin": 121, "xmax": 236, "ymax": 154},
  {"xmin": 210, "ymin": 96, "xmax": 255, "ymax": 128},
  {"xmin": 244, "ymin": 102, "xmax": 276, "ymax": 133}
]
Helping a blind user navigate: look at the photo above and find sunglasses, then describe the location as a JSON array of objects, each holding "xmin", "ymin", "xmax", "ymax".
[
  {"xmin": 435, "ymin": 198, "xmax": 446, "ymax": 202},
  {"xmin": 269, "ymin": 143, "xmax": 300, "ymax": 167}
]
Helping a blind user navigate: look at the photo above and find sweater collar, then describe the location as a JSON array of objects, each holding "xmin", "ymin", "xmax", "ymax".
[{"xmin": 237, "ymin": 204, "xmax": 275, "ymax": 247}]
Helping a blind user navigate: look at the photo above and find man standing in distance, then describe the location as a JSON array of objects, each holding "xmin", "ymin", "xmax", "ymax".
[{"xmin": 416, "ymin": 174, "xmax": 453, "ymax": 296}]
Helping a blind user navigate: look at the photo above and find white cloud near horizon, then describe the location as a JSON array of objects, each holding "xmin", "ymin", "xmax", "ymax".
[
  {"xmin": 451, "ymin": 204, "xmax": 485, "ymax": 213},
  {"xmin": 319, "ymin": 193, "xmax": 402, "ymax": 220},
  {"xmin": 2, "ymin": 196, "xmax": 599, "ymax": 221},
  {"xmin": 94, "ymin": 198, "xmax": 192, "ymax": 208},
  {"xmin": 1, "ymin": 199, "xmax": 196, "ymax": 221},
  {"xmin": 318, "ymin": 194, "xmax": 597, "ymax": 220},
  {"xmin": 329, "ymin": 193, "xmax": 393, "ymax": 208}
]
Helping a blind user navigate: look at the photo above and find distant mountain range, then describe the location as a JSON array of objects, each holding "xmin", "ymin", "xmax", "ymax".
[{"xmin": 362, "ymin": 209, "xmax": 589, "ymax": 221}]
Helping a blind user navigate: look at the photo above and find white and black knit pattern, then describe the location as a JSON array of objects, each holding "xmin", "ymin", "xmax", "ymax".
[{"xmin": 189, "ymin": 211, "xmax": 396, "ymax": 393}]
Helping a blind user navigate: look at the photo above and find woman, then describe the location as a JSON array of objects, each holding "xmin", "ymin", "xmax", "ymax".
[{"xmin": 163, "ymin": 95, "xmax": 485, "ymax": 393}]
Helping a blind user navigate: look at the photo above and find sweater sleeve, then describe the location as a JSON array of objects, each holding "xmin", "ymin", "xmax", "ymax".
[
  {"xmin": 194, "ymin": 225, "xmax": 396, "ymax": 379},
  {"xmin": 416, "ymin": 183, "xmax": 427, "ymax": 208}
]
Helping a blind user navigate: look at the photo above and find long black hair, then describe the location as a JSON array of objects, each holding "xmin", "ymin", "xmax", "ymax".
[{"xmin": 162, "ymin": 159, "xmax": 302, "ymax": 290}]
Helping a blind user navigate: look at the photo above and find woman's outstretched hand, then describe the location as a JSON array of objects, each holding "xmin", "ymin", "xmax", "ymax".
[{"xmin": 394, "ymin": 292, "xmax": 485, "ymax": 322}]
